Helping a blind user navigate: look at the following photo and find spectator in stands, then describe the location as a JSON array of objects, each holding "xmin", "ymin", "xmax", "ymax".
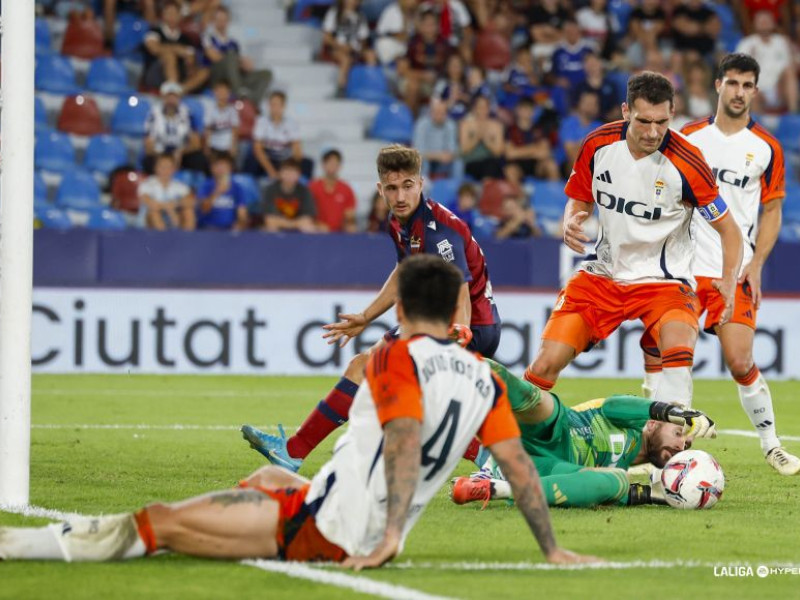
[
  {"xmin": 684, "ymin": 61, "xmax": 714, "ymax": 119},
  {"xmin": 142, "ymin": 0, "xmax": 208, "ymax": 93},
  {"xmin": 671, "ymin": 92, "xmax": 692, "ymax": 131},
  {"xmin": 576, "ymin": 0, "xmax": 611, "ymax": 52},
  {"xmin": 451, "ymin": 182, "xmax": 479, "ymax": 231},
  {"xmin": 137, "ymin": 153, "xmax": 196, "ymax": 230},
  {"xmin": 413, "ymin": 98, "xmax": 461, "ymax": 179},
  {"xmin": 375, "ymin": 0, "xmax": 418, "ymax": 66},
  {"xmin": 204, "ymin": 79, "xmax": 240, "ymax": 159},
  {"xmin": 551, "ymin": 20, "xmax": 597, "ymax": 91},
  {"xmin": 398, "ymin": 8, "xmax": 451, "ymax": 114},
  {"xmin": 459, "ymin": 95, "xmax": 504, "ymax": 180},
  {"xmin": 495, "ymin": 194, "xmax": 541, "ymax": 239},
  {"xmin": 421, "ymin": 0, "xmax": 474, "ymax": 62},
  {"xmin": 259, "ymin": 158, "xmax": 318, "ymax": 233},
  {"xmin": 640, "ymin": 47, "xmax": 683, "ymax": 93},
  {"xmin": 144, "ymin": 81, "xmax": 208, "ymax": 174},
  {"xmin": 736, "ymin": 10, "xmax": 798, "ymax": 113},
  {"xmin": 366, "ymin": 190, "xmax": 390, "ymax": 233},
  {"xmin": 560, "ymin": 90, "xmax": 603, "ymax": 173},
  {"xmin": 309, "ymin": 149, "xmax": 358, "ymax": 233},
  {"xmin": 104, "ymin": 0, "xmax": 157, "ymax": 45},
  {"xmin": 574, "ymin": 53, "xmax": 619, "ymax": 120},
  {"xmin": 322, "ymin": 0, "xmax": 376, "ymax": 97},
  {"xmin": 196, "ymin": 151, "xmax": 248, "ymax": 230},
  {"xmin": 734, "ymin": 0, "xmax": 792, "ymax": 36},
  {"xmin": 432, "ymin": 54, "xmax": 471, "ymax": 120},
  {"xmin": 201, "ymin": 5, "xmax": 272, "ymax": 104},
  {"xmin": 505, "ymin": 97, "xmax": 560, "ymax": 181},
  {"xmin": 670, "ymin": 0, "xmax": 720, "ymax": 63},
  {"xmin": 626, "ymin": 0, "xmax": 666, "ymax": 68},
  {"xmin": 526, "ymin": 0, "xmax": 569, "ymax": 65},
  {"xmin": 247, "ymin": 91, "xmax": 313, "ymax": 180},
  {"xmin": 502, "ymin": 46, "xmax": 542, "ymax": 109}
]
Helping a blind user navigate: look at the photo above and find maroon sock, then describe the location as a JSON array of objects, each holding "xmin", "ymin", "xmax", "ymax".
[
  {"xmin": 287, "ymin": 377, "xmax": 359, "ymax": 459},
  {"xmin": 463, "ymin": 437, "xmax": 481, "ymax": 462}
]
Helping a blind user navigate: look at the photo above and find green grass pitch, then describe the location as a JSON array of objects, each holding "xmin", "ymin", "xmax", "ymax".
[{"xmin": 1, "ymin": 374, "xmax": 799, "ymax": 599}]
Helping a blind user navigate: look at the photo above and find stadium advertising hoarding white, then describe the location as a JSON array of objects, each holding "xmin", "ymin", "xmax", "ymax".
[{"xmin": 31, "ymin": 288, "xmax": 797, "ymax": 379}]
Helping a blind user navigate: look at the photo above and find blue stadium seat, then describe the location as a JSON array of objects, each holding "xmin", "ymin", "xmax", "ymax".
[
  {"xmin": 531, "ymin": 179, "xmax": 567, "ymax": 220},
  {"xmin": 428, "ymin": 178, "xmax": 460, "ymax": 209},
  {"xmin": 85, "ymin": 134, "xmax": 130, "ymax": 176},
  {"xmin": 87, "ymin": 58, "xmax": 134, "ymax": 96},
  {"xmin": 346, "ymin": 66, "xmax": 393, "ymax": 104},
  {"xmin": 605, "ymin": 71, "xmax": 629, "ymax": 106},
  {"xmin": 56, "ymin": 170, "xmax": 102, "ymax": 210},
  {"xmin": 776, "ymin": 114, "xmax": 800, "ymax": 153},
  {"xmin": 471, "ymin": 214, "xmax": 498, "ymax": 241},
  {"xmin": 783, "ymin": 185, "xmax": 800, "ymax": 222},
  {"xmin": 35, "ymin": 55, "xmax": 80, "ymax": 95},
  {"xmin": 111, "ymin": 96, "xmax": 152, "ymax": 137},
  {"xmin": 369, "ymin": 102, "xmax": 414, "ymax": 144},
  {"xmin": 35, "ymin": 131, "xmax": 77, "ymax": 173},
  {"xmin": 181, "ymin": 96, "xmax": 206, "ymax": 132},
  {"xmin": 35, "ymin": 18, "xmax": 52, "ymax": 56},
  {"xmin": 291, "ymin": 0, "xmax": 333, "ymax": 25},
  {"xmin": 35, "ymin": 206, "xmax": 72, "ymax": 230},
  {"xmin": 35, "ymin": 96, "xmax": 50, "ymax": 133},
  {"xmin": 232, "ymin": 173, "xmax": 261, "ymax": 207},
  {"xmin": 114, "ymin": 15, "xmax": 149, "ymax": 61},
  {"xmin": 34, "ymin": 172, "xmax": 49, "ymax": 206},
  {"xmin": 86, "ymin": 207, "xmax": 128, "ymax": 231},
  {"xmin": 362, "ymin": 0, "xmax": 394, "ymax": 23}
]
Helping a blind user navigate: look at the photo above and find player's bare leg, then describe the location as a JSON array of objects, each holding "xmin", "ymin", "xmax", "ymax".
[
  {"xmin": 654, "ymin": 317, "xmax": 697, "ymax": 407},
  {"xmin": 717, "ymin": 322, "xmax": 800, "ymax": 474},
  {"xmin": 524, "ymin": 335, "xmax": 578, "ymax": 394}
]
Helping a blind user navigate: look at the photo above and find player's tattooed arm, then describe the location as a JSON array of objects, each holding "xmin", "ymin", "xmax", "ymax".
[
  {"xmin": 345, "ymin": 416, "xmax": 421, "ymax": 571},
  {"xmin": 489, "ymin": 438, "xmax": 557, "ymax": 557},
  {"xmin": 208, "ymin": 489, "xmax": 268, "ymax": 507}
]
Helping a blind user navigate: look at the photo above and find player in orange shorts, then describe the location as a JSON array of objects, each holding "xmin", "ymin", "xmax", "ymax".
[
  {"xmin": 0, "ymin": 256, "xmax": 596, "ymax": 567},
  {"xmin": 641, "ymin": 54, "xmax": 799, "ymax": 475},
  {"xmin": 523, "ymin": 71, "xmax": 743, "ymax": 412}
]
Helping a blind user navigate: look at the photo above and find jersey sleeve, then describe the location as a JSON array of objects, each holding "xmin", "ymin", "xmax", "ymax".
[
  {"xmin": 599, "ymin": 395, "xmax": 652, "ymax": 430},
  {"xmin": 477, "ymin": 372, "xmax": 521, "ymax": 447},
  {"xmin": 753, "ymin": 125, "xmax": 786, "ymax": 204},
  {"xmin": 366, "ymin": 341, "xmax": 424, "ymax": 426},
  {"xmin": 564, "ymin": 121, "xmax": 624, "ymax": 203},
  {"xmin": 664, "ymin": 134, "xmax": 719, "ymax": 208}
]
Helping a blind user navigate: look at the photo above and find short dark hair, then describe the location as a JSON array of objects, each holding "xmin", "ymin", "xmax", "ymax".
[
  {"xmin": 627, "ymin": 71, "xmax": 674, "ymax": 109},
  {"xmin": 322, "ymin": 149, "xmax": 342, "ymax": 163},
  {"xmin": 269, "ymin": 90, "xmax": 287, "ymax": 103},
  {"xmin": 376, "ymin": 145, "xmax": 421, "ymax": 179},
  {"xmin": 280, "ymin": 157, "xmax": 301, "ymax": 171},
  {"xmin": 398, "ymin": 255, "xmax": 463, "ymax": 325},
  {"xmin": 213, "ymin": 78, "xmax": 231, "ymax": 89},
  {"xmin": 161, "ymin": 0, "xmax": 181, "ymax": 13},
  {"xmin": 717, "ymin": 53, "xmax": 760, "ymax": 85},
  {"xmin": 516, "ymin": 97, "xmax": 535, "ymax": 110},
  {"xmin": 457, "ymin": 182, "xmax": 477, "ymax": 198},
  {"xmin": 155, "ymin": 152, "xmax": 176, "ymax": 164},
  {"xmin": 212, "ymin": 151, "xmax": 235, "ymax": 167}
]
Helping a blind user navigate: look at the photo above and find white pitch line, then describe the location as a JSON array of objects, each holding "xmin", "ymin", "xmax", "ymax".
[
  {"xmin": 32, "ymin": 389, "xmax": 307, "ymax": 398},
  {"xmin": 719, "ymin": 429, "xmax": 800, "ymax": 442},
  {"xmin": 0, "ymin": 504, "xmax": 80, "ymax": 521},
  {"xmin": 245, "ymin": 560, "xmax": 454, "ymax": 600},
  {"xmin": 389, "ymin": 559, "xmax": 800, "ymax": 571},
  {"xmin": 30, "ymin": 424, "xmax": 297, "ymax": 432}
]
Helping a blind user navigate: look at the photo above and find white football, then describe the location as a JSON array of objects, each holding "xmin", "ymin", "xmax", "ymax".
[{"xmin": 660, "ymin": 449, "xmax": 725, "ymax": 510}]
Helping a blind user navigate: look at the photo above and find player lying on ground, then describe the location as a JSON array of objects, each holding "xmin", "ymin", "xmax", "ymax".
[
  {"xmin": 639, "ymin": 53, "xmax": 799, "ymax": 476},
  {"xmin": 0, "ymin": 256, "xmax": 596, "ymax": 567},
  {"xmin": 451, "ymin": 359, "xmax": 716, "ymax": 509},
  {"xmin": 241, "ymin": 145, "xmax": 501, "ymax": 471}
]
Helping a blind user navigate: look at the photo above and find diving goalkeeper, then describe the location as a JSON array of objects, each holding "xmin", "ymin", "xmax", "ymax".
[{"xmin": 451, "ymin": 359, "xmax": 716, "ymax": 509}]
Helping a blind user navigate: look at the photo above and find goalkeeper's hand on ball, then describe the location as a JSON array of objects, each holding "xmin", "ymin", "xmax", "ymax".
[
  {"xmin": 650, "ymin": 402, "xmax": 717, "ymax": 439},
  {"xmin": 448, "ymin": 324, "xmax": 473, "ymax": 348}
]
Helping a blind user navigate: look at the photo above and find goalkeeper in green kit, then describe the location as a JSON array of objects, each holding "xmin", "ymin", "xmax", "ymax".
[{"xmin": 451, "ymin": 360, "xmax": 717, "ymax": 509}]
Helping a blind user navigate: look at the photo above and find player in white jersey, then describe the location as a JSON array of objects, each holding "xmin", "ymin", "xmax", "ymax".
[
  {"xmin": 0, "ymin": 255, "xmax": 595, "ymax": 567},
  {"xmin": 641, "ymin": 54, "xmax": 800, "ymax": 475},
  {"xmin": 522, "ymin": 71, "xmax": 743, "ymax": 411}
]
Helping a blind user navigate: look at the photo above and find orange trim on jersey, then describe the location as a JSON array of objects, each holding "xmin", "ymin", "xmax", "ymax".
[
  {"xmin": 680, "ymin": 116, "xmax": 713, "ymax": 136},
  {"xmin": 366, "ymin": 339, "xmax": 424, "ymax": 426},
  {"xmin": 564, "ymin": 121, "xmax": 625, "ymax": 203},
  {"xmin": 751, "ymin": 123, "xmax": 786, "ymax": 205},
  {"xmin": 662, "ymin": 134, "xmax": 718, "ymax": 206},
  {"xmin": 476, "ymin": 378, "xmax": 520, "ymax": 447}
]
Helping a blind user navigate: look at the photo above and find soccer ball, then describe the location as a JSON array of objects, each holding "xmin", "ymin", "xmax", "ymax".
[{"xmin": 660, "ymin": 449, "xmax": 725, "ymax": 510}]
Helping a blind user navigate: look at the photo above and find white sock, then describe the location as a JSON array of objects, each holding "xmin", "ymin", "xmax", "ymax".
[
  {"xmin": 0, "ymin": 525, "xmax": 65, "ymax": 560},
  {"xmin": 654, "ymin": 366, "xmax": 693, "ymax": 408},
  {"xmin": 491, "ymin": 478, "xmax": 512, "ymax": 500},
  {"xmin": 738, "ymin": 372, "xmax": 780, "ymax": 455},
  {"xmin": 642, "ymin": 371, "xmax": 662, "ymax": 399}
]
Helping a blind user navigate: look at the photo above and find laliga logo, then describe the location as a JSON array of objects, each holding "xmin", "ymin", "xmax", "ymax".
[{"xmin": 595, "ymin": 190, "xmax": 662, "ymax": 221}]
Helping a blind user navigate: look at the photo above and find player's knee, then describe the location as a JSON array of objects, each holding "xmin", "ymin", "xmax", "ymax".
[
  {"xmin": 242, "ymin": 465, "xmax": 282, "ymax": 489},
  {"xmin": 344, "ymin": 352, "xmax": 369, "ymax": 382},
  {"xmin": 528, "ymin": 355, "xmax": 562, "ymax": 383},
  {"xmin": 727, "ymin": 355, "xmax": 754, "ymax": 379}
]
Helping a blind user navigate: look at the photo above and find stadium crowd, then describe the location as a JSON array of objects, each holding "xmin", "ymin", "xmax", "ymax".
[{"xmin": 30, "ymin": 0, "xmax": 800, "ymax": 240}]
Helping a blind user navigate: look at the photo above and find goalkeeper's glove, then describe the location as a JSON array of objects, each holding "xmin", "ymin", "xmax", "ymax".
[
  {"xmin": 649, "ymin": 402, "xmax": 717, "ymax": 439},
  {"xmin": 448, "ymin": 324, "xmax": 473, "ymax": 349}
]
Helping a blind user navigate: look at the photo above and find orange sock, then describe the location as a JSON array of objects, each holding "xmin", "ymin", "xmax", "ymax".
[
  {"xmin": 734, "ymin": 364, "xmax": 759, "ymax": 387},
  {"xmin": 644, "ymin": 363, "xmax": 662, "ymax": 374},
  {"xmin": 523, "ymin": 369, "xmax": 555, "ymax": 391},
  {"xmin": 661, "ymin": 346, "xmax": 694, "ymax": 369},
  {"xmin": 134, "ymin": 509, "xmax": 158, "ymax": 555}
]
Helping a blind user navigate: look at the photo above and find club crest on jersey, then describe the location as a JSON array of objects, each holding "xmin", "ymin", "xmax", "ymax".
[
  {"xmin": 745, "ymin": 153, "xmax": 754, "ymax": 167},
  {"xmin": 654, "ymin": 179, "xmax": 665, "ymax": 201},
  {"xmin": 410, "ymin": 235, "xmax": 422, "ymax": 252},
  {"xmin": 436, "ymin": 239, "xmax": 455, "ymax": 262}
]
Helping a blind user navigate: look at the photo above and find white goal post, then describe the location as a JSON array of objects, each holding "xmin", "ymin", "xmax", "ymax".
[{"xmin": 0, "ymin": 0, "xmax": 35, "ymax": 506}]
